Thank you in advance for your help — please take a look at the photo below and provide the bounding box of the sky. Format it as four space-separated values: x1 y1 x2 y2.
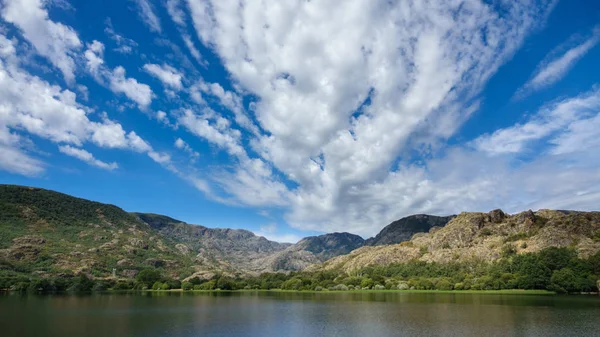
1 0 600 243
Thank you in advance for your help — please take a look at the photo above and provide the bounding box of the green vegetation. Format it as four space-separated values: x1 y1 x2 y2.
2 247 599 295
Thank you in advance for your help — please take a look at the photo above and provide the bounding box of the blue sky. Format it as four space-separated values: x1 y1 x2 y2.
1 0 599 242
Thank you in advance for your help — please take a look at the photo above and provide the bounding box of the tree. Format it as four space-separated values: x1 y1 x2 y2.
282 278 303 290
136 269 162 286
182 281 193 291
360 278 374 289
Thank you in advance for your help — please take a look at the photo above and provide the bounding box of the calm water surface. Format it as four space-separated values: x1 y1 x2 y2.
1 291 600 336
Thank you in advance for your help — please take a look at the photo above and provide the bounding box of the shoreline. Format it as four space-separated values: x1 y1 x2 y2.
2 288 562 295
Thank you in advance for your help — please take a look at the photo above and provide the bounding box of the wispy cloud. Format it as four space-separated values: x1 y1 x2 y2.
59 145 118 170
131 0 162 33
516 26 600 98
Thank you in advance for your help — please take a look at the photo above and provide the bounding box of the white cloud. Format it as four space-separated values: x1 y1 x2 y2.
1 0 81 82
104 18 138 54
179 0 558 235
109 66 154 108
166 0 185 26
0 33 166 177
0 126 44 176
182 34 206 66
517 26 600 97
254 223 301 243
164 0 207 67
177 108 245 157
143 63 183 90
131 0 162 33
174 137 199 159
59 145 118 170
191 79 259 134
84 41 154 108
473 89 600 155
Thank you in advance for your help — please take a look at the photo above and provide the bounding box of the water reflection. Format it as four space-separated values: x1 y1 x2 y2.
1 292 599 336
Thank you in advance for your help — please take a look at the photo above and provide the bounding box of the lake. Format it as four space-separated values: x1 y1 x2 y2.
1 291 600 336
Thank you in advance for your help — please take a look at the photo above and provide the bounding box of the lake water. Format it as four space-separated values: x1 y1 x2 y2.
2 291 600 336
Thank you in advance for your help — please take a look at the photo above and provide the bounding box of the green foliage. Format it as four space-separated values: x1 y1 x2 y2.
182 281 193 291
136 269 162 286
114 281 133 290
504 232 529 243
282 278 303 290
360 278 374 289
436 278 453 290
480 228 492 236
196 280 216 290
501 244 517 258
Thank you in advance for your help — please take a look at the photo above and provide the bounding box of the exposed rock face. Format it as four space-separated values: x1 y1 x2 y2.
260 232 365 271
294 232 365 260
317 209 600 273
365 214 455 246
134 213 291 274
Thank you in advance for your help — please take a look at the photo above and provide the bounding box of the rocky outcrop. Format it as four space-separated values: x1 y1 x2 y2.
365 214 455 246
317 209 600 273
256 232 365 272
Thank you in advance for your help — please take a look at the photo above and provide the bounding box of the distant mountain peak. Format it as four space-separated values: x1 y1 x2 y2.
365 214 455 246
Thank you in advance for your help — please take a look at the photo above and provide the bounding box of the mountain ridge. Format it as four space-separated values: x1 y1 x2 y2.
0 185 393 278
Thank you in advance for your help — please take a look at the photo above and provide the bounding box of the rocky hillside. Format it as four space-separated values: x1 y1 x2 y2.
259 232 365 271
0 185 365 279
0 185 195 280
318 209 600 273
365 214 455 246
134 213 290 275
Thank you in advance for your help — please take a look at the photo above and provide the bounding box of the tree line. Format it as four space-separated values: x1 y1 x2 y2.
2 247 599 294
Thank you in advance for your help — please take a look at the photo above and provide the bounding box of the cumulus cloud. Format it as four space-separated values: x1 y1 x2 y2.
84 41 153 108
0 33 166 177
1 0 81 83
176 0 562 235
517 26 600 98
143 63 183 90
59 145 118 170
131 0 162 33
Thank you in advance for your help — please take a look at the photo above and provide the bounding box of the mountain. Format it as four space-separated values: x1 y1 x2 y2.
0 185 361 279
133 212 290 275
261 232 365 271
0 185 195 280
316 209 600 273
365 214 455 246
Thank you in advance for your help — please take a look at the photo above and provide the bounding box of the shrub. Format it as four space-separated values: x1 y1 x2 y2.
197 280 216 290
329 284 349 291
501 244 517 258
360 278 374 289
182 281 193 291
282 278 303 290
436 279 453 291
114 281 133 290
136 269 162 285
397 281 409 290
167 280 181 289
